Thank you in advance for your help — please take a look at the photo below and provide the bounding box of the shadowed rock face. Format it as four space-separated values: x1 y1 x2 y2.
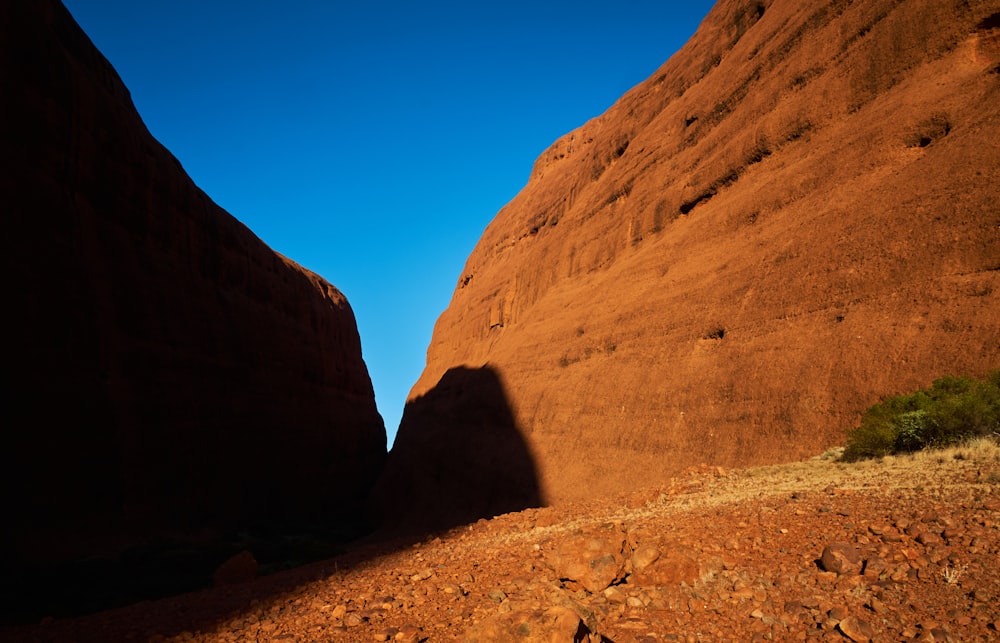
371 366 542 537
0 0 385 591
401 0 1000 505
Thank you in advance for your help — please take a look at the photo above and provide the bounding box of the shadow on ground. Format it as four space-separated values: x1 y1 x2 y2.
0 365 543 641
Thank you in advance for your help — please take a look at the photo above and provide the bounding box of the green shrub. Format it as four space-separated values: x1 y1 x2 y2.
842 370 1000 461
893 409 930 452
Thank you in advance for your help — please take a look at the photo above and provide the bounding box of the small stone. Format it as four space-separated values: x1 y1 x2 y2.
838 615 875 642
867 597 887 614
331 604 348 620
604 587 627 604
862 556 888 579
829 606 849 620
395 626 421 642
632 546 661 570
411 569 434 582
916 532 942 546
817 571 838 584
881 528 904 543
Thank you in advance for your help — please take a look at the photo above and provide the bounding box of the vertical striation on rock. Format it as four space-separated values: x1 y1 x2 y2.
388 0 1000 509
0 0 385 616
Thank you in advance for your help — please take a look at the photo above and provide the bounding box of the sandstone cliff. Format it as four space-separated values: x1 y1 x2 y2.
1 0 385 612
389 0 1000 513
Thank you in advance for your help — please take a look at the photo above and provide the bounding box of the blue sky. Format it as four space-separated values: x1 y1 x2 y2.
61 1 716 446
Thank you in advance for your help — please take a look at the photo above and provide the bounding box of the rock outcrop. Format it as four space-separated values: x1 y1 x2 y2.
1 0 385 616
392 0 1000 508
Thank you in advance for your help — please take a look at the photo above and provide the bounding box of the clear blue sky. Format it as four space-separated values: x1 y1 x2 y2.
61 0 716 446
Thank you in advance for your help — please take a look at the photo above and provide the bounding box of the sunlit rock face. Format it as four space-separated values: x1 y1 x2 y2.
398 0 1000 506
2 0 385 576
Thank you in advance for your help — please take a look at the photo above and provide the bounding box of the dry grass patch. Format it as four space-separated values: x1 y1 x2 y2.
471 437 1000 552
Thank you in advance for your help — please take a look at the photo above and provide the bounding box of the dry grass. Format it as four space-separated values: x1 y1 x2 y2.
481 437 1000 549
941 562 968 585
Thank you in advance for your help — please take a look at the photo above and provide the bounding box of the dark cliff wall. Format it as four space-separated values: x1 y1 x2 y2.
0 0 385 580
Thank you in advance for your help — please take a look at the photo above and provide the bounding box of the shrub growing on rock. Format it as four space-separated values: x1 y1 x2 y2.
842 370 1000 461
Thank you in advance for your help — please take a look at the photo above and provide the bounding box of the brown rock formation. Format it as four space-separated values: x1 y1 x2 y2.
1 0 384 615
395 0 1000 507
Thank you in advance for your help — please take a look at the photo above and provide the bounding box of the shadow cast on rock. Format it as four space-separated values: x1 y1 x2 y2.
369 365 544 538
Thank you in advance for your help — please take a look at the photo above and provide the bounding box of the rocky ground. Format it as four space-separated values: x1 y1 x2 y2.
4 441 999 642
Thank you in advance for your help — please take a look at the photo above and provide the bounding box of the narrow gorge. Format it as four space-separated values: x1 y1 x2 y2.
3 0 1000 631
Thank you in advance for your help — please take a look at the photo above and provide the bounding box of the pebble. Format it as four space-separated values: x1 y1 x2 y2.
410 569 434 582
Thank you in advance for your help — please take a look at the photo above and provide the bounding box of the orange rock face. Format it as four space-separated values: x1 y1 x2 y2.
396 0 1000 508
1 0 384 593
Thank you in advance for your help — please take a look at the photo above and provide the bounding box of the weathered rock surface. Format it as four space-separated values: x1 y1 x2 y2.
1 0 384 618
396 0 1000 507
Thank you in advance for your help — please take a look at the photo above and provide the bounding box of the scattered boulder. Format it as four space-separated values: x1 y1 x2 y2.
820 543 862 575
543 524 628 593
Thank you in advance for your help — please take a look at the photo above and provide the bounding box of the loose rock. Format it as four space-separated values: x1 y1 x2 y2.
820 543 862 575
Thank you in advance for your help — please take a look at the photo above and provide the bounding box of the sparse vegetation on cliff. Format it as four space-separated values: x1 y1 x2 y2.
842 371 1000 461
